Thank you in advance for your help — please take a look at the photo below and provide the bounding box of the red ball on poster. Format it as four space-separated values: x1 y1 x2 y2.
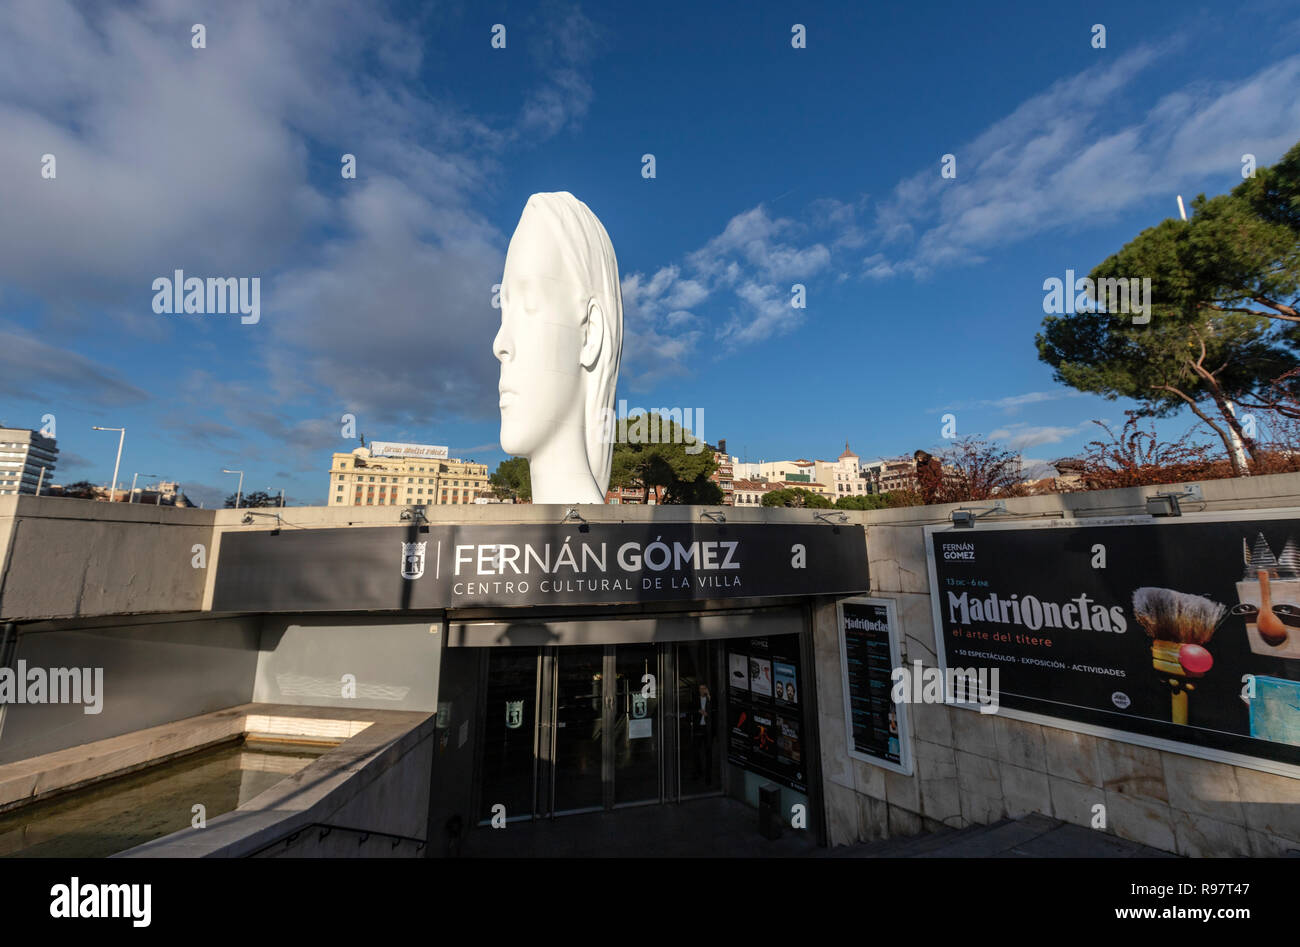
1179 644 1213 675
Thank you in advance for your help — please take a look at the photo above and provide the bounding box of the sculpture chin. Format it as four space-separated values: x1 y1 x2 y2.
498 417 531 458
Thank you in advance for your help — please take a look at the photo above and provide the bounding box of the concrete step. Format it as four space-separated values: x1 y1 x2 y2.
833 820 1005 858
829 812 1177 858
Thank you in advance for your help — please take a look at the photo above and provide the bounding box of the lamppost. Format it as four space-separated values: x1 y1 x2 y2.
129 472 156 504
92 426 125 501
222 468 244 509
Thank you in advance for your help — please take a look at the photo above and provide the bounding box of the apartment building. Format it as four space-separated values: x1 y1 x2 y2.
328 444 489 507
814 442 872 499
0 428 58 495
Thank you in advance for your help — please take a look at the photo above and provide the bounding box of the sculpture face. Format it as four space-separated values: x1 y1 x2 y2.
495 208 585 458
493 192 622 504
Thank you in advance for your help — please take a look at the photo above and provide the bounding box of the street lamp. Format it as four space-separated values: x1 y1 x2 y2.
129 472 156 504
91 426 125 501
222 468 244 509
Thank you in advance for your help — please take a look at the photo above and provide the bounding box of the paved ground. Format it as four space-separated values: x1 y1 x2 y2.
461 797 1177 858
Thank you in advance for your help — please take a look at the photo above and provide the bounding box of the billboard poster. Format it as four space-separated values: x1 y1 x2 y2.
728 652 750 693
774 662 797 704
925 510 1300 771
838 597 912 775
725 634 807 792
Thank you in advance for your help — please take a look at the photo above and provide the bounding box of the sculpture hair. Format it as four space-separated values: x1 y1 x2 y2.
519 192 623 493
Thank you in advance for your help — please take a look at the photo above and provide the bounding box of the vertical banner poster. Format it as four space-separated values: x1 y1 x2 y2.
925 510 1300 771
725 634 807 792
838 597 913 775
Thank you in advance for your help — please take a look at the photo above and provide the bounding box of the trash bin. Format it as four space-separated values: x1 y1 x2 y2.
758 784 783 840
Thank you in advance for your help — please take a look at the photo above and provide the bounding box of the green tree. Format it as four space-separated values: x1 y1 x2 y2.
226 490 278 508
609 412 718 504
1037 141 1300 475
490 456 531 502
761 487 832 508
834 493 890 511
57 480 98 499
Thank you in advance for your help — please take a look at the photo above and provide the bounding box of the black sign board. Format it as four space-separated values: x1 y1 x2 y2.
725 634 807 792
926 511 1300 770
839 598 911 774
213 522 867 612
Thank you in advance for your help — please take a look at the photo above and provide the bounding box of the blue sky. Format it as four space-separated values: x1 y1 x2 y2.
2 0 1298 505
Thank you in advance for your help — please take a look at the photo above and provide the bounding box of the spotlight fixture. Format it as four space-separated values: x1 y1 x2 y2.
1146 485 1201 518
813 511 848 525
950 500 1007 529
700 509 726 523
241 510 282 534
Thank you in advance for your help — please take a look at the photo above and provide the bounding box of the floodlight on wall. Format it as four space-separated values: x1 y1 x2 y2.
400 505 427 523
700 509 726 523
1146 484 1202 518
241 510 281 534
562 506 590 531
813 511 848 525
950 500 1007 528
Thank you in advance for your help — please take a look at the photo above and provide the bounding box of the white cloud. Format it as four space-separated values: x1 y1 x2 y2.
986 422 1090 451
867 44 1300 277
934 390 1088 414
0 0 604 434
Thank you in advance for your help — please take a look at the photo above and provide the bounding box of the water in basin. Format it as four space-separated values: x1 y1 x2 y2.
0 738 329 857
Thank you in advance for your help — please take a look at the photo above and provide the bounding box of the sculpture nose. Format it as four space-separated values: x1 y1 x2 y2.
492 323 511 362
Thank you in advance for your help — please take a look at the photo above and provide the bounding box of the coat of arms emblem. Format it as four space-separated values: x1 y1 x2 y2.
505 699 524 729
401 541 426 580
632 694 648 719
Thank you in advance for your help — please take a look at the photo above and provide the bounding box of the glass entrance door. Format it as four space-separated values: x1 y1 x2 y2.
552 646 605 814
612 644 661 806
479 641 719 821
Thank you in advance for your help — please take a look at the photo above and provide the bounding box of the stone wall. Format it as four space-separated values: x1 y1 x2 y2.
813 471 1300 856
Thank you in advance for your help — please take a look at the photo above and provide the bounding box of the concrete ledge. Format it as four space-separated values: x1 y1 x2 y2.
0 702 409 821
117 705 434 857
0 705 247 812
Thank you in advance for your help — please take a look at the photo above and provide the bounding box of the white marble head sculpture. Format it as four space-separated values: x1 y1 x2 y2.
494 192 623 504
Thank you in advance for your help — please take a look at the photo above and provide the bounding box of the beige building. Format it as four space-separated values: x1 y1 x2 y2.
731 459 831 501
732 478 832 507
814 442 872 500
328 447 489 507
863 456 920 494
